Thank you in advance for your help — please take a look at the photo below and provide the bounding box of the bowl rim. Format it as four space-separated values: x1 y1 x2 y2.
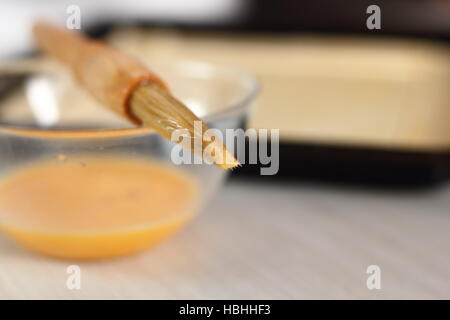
0 59 259 139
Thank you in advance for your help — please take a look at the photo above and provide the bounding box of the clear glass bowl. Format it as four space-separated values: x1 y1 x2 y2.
0 59 258 259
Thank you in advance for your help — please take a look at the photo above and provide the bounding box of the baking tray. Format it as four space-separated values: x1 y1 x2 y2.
104 29 450 185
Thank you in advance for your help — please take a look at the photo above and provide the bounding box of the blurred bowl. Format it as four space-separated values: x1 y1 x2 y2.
0 58 258 259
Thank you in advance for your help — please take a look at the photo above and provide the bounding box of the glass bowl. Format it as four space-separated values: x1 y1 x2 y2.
0 58 258 259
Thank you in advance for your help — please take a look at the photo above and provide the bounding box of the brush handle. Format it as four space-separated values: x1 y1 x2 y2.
33 22 167 124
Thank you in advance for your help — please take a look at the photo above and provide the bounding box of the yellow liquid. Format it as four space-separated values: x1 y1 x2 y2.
0 157 198 259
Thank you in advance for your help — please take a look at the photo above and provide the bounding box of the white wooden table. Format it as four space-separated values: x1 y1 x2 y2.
1 180 449 299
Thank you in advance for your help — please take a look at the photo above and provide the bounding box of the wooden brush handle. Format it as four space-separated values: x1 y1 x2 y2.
33 22 168 124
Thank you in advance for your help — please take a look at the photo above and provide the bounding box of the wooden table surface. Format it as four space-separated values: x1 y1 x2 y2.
1 179 449 299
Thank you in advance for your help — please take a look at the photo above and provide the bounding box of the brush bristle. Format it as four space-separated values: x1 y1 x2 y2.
130 83 239 169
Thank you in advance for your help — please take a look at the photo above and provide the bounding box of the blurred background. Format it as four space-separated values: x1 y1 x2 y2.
2 0 449 185
0 0 450 299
